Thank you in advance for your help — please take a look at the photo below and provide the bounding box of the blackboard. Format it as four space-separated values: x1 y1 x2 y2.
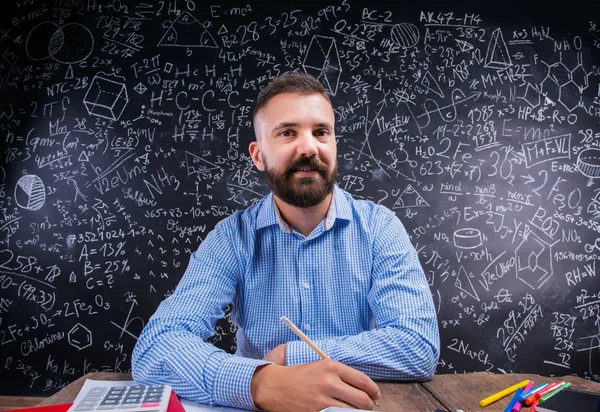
1 0 600 396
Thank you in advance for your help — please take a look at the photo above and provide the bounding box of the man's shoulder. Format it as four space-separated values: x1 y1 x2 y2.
338 186 396 222
215 195 267 232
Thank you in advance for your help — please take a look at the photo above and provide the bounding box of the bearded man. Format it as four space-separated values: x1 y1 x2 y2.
132 73 440 412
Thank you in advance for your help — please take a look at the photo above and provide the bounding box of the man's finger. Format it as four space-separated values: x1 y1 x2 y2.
328 380 375 410
337 364 381 400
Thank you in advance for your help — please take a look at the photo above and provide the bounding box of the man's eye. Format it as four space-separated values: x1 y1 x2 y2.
280 130 294 137
315 129 329 137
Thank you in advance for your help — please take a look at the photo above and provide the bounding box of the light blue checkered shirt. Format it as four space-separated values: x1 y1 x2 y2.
132 185 440 410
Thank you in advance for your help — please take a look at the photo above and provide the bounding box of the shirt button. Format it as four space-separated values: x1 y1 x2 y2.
303 282 310 289
304 324 310 330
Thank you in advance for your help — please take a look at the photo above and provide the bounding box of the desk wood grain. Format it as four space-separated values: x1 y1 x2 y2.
36 373 443 411
37 373 132 407
423 371 600 412
35 371 600 411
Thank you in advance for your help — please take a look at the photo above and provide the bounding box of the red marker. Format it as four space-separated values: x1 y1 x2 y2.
535 381 565 400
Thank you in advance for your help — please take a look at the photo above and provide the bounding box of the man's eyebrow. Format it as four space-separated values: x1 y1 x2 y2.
272 122 299 131
271 122 334 133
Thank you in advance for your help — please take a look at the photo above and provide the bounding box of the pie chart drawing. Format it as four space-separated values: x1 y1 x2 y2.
15 175 46 211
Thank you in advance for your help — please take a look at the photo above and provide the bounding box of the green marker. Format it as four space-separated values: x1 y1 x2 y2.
539 382 571 403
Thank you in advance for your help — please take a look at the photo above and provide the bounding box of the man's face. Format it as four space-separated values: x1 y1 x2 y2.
250 92 338 208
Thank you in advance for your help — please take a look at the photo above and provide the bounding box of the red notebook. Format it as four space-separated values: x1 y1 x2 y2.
5 391 185 412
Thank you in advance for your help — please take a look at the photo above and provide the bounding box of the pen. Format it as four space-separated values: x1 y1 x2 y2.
480 380 530 407
280 316 380 408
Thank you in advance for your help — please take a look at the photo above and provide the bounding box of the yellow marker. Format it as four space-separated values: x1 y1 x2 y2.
480 380 530 407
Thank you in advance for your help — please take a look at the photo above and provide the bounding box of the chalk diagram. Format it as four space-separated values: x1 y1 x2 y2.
15 174 45 211
390 23 420 48
110 299 145 340
185 151 223 179
83 73 129 121
577 148 600 185
417 89 481 128
455 39 474 53
421 71 444 98
26 22 93 64
158 11 218 48
453 228 483 249
519 83 542 108
515 231 556 290
485 28 512 70
134 83 147 94
68 323 92 350
392 184 429 209
541 52 589 112
455 265 480 302
303 35 342 96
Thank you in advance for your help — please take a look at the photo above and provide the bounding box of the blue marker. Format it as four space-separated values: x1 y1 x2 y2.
504 388 523 412
518 383 548 402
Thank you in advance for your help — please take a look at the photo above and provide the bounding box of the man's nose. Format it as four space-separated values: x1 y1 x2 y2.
296 131 318 157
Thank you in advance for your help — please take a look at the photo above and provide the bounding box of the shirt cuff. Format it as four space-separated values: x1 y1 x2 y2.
285 340 323 366
208 354 272 410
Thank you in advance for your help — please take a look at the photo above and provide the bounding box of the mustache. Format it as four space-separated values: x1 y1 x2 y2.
284 156 328 177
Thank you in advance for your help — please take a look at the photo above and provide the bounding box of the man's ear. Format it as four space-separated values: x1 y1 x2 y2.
249 140 265 171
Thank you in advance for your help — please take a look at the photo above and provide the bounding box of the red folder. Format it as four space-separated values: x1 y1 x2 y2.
4 391 184 412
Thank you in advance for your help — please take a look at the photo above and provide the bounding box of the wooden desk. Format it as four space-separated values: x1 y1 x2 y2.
36 372 600 411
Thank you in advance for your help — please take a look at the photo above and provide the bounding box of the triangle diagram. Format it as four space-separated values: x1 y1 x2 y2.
455 265 480 301
421 71 444 98
392 184 429 209
303 36 342 96
485 28 512 70
78 151 89 162
65 64 74 79
455 39 474 52
158 11 218 48
185 151 222 177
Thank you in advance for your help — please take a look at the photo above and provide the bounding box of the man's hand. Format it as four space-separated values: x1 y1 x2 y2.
250 359 381 412
262 343 286 365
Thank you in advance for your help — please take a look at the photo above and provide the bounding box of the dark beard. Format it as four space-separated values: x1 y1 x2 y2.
264 155 338 208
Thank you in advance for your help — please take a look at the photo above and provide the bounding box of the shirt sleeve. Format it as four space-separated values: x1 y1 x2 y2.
131 221 271 410
285 210 440 381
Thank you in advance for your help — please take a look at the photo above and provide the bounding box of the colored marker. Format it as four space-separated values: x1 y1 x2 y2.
524 383 558 406
523 392 538 406
527 399 538 411
518 383 548 402
504 388 523 412
535 381 565 399
512 380 535 412
539 382 571 403
480 380 530 407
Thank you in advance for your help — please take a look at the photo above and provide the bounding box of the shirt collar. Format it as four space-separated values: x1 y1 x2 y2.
256 185 353 233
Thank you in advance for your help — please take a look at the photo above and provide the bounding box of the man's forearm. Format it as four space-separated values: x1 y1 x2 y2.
132 326 270 409
285 325 439 380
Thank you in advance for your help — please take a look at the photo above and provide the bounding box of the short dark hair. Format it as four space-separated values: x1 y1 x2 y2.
253 72 331 122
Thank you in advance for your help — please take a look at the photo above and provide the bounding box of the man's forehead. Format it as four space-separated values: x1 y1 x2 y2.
258 94 334 120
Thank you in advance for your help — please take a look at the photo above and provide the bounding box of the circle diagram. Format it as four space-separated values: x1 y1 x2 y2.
577 148 600 179
26 21 94 64
15 175 46 211
391 23 420 48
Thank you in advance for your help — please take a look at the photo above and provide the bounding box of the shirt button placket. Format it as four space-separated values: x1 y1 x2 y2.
298 241 311 336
